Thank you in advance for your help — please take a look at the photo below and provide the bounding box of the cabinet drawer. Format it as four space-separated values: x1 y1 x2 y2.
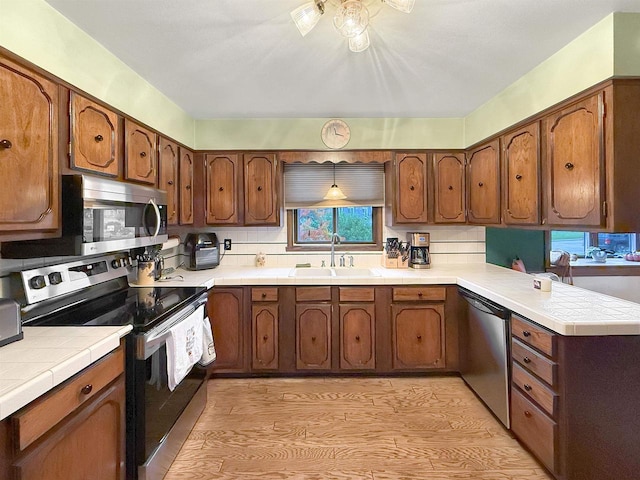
512 363 558 417
392 286 446 302
13 344 124 451
512 314 555 357
511 338 557 387
511 387 557 473
252 287 278 302
296 287 331 302
339 287 375 302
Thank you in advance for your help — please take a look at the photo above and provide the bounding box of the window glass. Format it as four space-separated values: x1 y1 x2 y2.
595 233 634 254
550 231 588 256
550 231 637 258
296 207 374 244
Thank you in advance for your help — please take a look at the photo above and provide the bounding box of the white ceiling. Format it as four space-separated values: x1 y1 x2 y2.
45 0 640 119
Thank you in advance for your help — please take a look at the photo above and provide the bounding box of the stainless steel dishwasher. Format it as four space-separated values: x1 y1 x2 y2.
458 287 511 428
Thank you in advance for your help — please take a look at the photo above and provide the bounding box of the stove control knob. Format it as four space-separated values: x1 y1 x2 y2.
48 272 63 285
111 259 122 269
29 275 46 290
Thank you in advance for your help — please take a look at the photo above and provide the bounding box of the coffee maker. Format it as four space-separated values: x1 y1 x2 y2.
408 232 431 269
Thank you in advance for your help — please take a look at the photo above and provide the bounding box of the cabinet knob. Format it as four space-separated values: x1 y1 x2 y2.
417 335 422 341
94 134 103 142
263 335 268 341
523 356 531 364
448 185 453 190
355 335 360 341
257 186 263 191
0 139 12 150
523 330 531 337
81 384 93 395
524 384 532 392
478 182 484 187
311 336 316 342
261 293 267 298
140 151 147 158
167 180 174 185
515 174 522 180
565 162 574 170
410 185 415 191
524 410 532 418
417 292 423 297
218 186 224 192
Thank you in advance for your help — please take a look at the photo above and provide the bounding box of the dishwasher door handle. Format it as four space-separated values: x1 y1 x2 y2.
461 294 508 318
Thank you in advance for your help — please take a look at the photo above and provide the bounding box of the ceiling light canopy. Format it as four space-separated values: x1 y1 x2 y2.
291 0 414 52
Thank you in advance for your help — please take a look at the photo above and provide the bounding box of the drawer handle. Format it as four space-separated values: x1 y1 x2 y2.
263 335 269 341
410 185 415 191
94 134 103 142
417 335 422 341
257 186 263 191
515 174 522 180
186 185 191 190
524 410 532 418
311 336 316 342
417 292 423 297
478 182 484 187
261 293 267 298
81 384 93 395
524 384 532 392
219 186 224 191
355 335 360 342
523 356 531 364
523 330 531 337
565 162 574 170
0 139 13 150
167 180 174 185
448 185 453 190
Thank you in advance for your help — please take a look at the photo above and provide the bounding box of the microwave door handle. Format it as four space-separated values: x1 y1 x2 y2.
148 199 161 237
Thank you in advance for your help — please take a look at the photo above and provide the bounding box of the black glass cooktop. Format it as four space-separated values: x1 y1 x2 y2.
24 281 206 333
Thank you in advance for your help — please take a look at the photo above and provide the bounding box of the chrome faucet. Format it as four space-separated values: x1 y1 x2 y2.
330 232 341 267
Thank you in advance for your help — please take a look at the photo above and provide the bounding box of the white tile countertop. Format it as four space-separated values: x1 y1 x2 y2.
138 263 640 337
0 325 132 421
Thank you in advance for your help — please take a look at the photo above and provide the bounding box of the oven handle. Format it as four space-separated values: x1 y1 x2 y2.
137 293 208 360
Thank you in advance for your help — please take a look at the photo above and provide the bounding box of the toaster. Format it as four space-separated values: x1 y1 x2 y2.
184 233 220 270
0 298 22 347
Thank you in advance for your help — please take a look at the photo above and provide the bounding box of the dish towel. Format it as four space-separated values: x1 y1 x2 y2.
199 316 217 366
166 305 204 391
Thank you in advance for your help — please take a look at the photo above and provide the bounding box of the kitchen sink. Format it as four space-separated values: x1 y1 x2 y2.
289 267 379 277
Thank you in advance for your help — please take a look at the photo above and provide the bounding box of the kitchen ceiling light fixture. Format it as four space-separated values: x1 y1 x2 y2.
323 163 347 200
291 0 414 52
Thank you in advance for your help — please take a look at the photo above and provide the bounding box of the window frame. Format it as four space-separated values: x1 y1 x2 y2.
286 207 383 252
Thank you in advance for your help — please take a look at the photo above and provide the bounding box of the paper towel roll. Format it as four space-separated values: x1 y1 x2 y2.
161 237 181 251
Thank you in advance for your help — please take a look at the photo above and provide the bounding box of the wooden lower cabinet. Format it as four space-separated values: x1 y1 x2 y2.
252 287 279 371
206 288 247 373
1 345 126 480
296 304 332 370
339 304 375 370
391 303 445 369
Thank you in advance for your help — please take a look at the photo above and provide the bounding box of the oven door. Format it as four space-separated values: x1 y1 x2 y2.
131 297 208 479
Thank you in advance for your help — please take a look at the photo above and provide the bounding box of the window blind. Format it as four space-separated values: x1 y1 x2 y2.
284 163 384 209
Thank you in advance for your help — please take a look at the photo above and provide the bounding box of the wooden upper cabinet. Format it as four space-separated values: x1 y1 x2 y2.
69 92 119 177
244 153 279 225
433 153 465 223
543 93 604 227
393 153 428 223
125 118 157 185
502 122 541 225
0 56 59 235
205 153 240 225
467 140 501 224
158 137 179 225
179 147 194 225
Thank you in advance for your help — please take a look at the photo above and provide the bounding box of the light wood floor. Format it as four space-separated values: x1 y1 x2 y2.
164 376 552 480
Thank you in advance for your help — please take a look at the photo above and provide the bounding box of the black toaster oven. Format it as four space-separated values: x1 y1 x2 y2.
184 233 220 270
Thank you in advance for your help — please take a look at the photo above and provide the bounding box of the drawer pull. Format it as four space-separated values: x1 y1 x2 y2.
263 335 268 341
186 185 191 190
261 293 267 298
0 139 13 150
515 174 522 180
417 335 422 341
524 410 532 418
524 384 532 391
94 134 103 142
167 180 174 185
523 330 531 337
311 336 316 342
80 384 93 395
355 335 360 341
257 186 263 191
478 182 484 187
565 162 574 170
410 185 415 191
417 292 423 297
448 185 453 190
523 356 531 363
219 186 224 191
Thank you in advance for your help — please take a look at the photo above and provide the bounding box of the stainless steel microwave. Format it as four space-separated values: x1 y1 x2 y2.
1 175 168 258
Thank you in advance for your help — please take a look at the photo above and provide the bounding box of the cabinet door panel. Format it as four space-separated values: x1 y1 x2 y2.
433 153 465 223
206 154 240 224
503 123 540 225
395 153 428 223
252 304 279 370
125 119 157 185
296 304 331 370
207 288 245 371
467 140 500 224
340 304 375 370
545 94 604 227
0 57 59 232
158 137 179 225
391 304 445 369
179 147 194 225
70 92 119 177
244 153 278 225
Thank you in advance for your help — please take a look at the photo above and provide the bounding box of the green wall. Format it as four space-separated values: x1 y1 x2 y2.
485 228 546 273
3 3 640 151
